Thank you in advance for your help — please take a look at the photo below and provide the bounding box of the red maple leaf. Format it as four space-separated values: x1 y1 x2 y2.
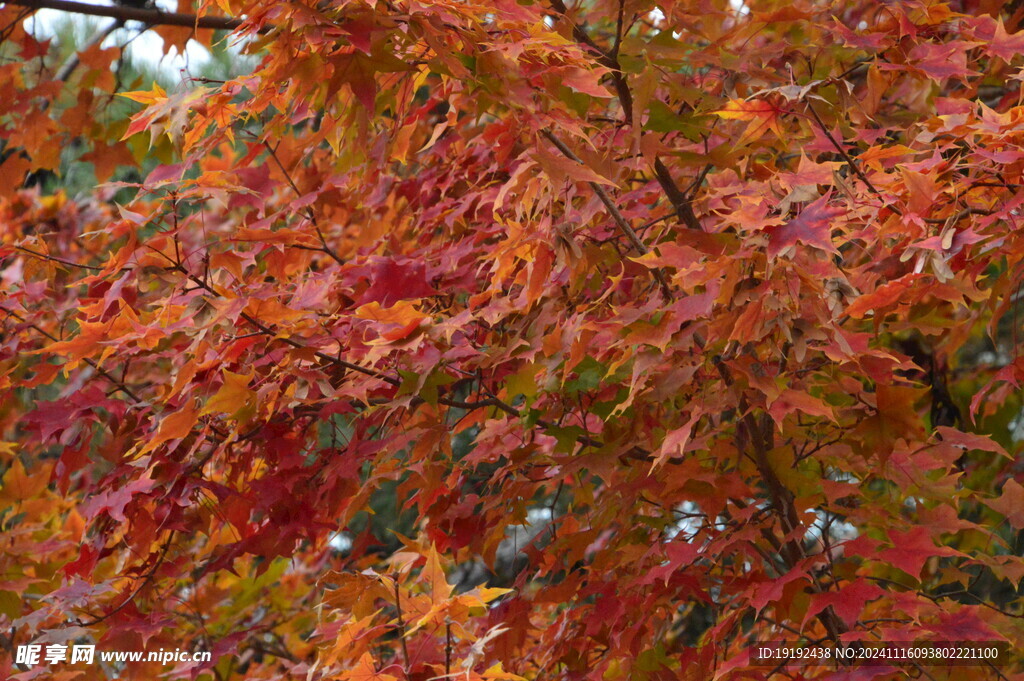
362 257 437 306
804 579 884 629
766 195 843 257
878 527 963 579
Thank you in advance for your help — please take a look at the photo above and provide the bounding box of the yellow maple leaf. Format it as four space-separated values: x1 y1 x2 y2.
356 301 429 344
141 404 199 455
117 83 167 105
342 652 398 681
0 459 52 504
354 300 428 325
424 543 452 605
202 370 256 419
716 97 787 146
483 662 526 681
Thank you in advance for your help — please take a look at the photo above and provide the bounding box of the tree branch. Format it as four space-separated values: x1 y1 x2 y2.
653 157 703 230
74 533 175 627
540 128 672 297
7 0 248 32
546 1 702 231
54 17 121 83
5 309 143 402
805 101 889 209
549 0 633 120
261 140 345 266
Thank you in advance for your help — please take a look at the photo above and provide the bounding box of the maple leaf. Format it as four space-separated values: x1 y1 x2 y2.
356 300 430 344
37 319 113 362
900 168 940 216
559 67 611 98
716 97 787 147
768 389 835 425
928 608 1004 642
362 258 436 306
342 652 399 681
118 83 167 106
748 569 808 613
81 142 136 182
0 458 52 504
202 369 256 420
355 300 428 326
878 527 964 579
652 411 701 470
907 41 979 82
983 18 1024 62
804 579 884 629
24 399 83 442
852 383 927 459
79 471 157 523
845 274 926 319
985 479 1024 530
7 0 1024 676
765 195 843 257
140 404 199 455
533 142 618 186
482 662 526 680
424 542 452 606
933 427 1009 459
328 47 411 113
0 154 31 195
340 16 377 54
984 556 1024 588
643 540 701 585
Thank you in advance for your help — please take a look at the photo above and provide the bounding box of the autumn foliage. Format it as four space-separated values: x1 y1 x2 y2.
3 0 1024 679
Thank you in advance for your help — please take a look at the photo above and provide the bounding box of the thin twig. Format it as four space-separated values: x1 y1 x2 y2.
922 206 993 225
653 157 704 230
262 141 345 266
805 102 890 208
54 18 123 83
5 310 142 402
75 533 174 626
611 0 626 59
16 245 110 272
393 574 410 673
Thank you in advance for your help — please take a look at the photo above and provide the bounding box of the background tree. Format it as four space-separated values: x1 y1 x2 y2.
1 0 1023 680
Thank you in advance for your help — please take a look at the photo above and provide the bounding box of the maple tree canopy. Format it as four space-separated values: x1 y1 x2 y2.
2 0 1024 679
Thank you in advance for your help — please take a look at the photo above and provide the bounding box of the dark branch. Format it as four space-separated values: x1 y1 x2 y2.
7 0 248 31
541 128 673 297
549 0 633 120
653 157 703 230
